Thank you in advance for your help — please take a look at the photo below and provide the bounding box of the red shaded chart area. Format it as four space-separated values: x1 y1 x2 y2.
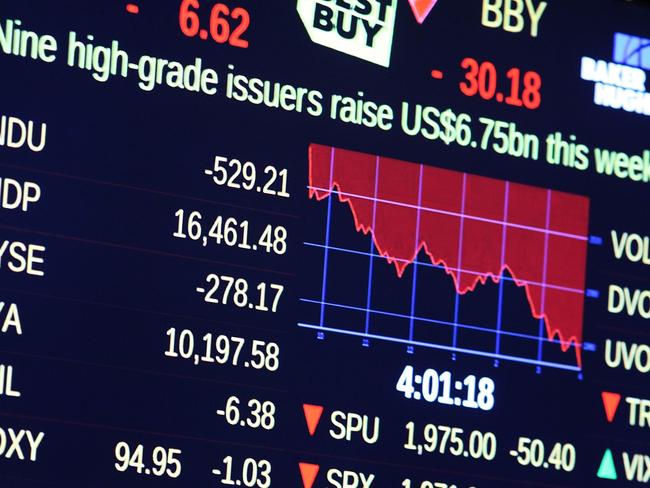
309 144 590 367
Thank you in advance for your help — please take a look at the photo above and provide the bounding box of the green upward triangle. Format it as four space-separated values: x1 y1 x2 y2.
597 449 618 480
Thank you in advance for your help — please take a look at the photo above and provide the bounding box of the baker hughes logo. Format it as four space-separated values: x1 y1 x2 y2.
580 33 650 117
297 1 438 67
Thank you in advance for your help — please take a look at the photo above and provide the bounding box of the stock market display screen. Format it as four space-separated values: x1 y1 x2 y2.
0 1 649 486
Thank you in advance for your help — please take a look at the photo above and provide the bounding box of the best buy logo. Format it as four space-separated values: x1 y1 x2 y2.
297 0 398 67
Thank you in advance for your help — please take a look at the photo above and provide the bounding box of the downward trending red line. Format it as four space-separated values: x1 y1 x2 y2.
308 144 589 367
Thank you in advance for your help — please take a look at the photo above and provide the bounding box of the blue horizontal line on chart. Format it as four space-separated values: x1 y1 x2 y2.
304 242 585 296
297 322 582 372
301 298 583 348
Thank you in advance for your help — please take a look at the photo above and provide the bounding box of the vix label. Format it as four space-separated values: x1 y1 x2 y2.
297 0 397 67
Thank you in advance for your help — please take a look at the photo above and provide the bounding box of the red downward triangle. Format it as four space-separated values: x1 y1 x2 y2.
299 463 320 488
408 0 439 24
303 404 324 436
602 392 622 423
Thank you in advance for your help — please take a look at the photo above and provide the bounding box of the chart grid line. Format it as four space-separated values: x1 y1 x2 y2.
301 298 583 348
408 164 425 344
452 173 468 351
364 156 381 337
308 185 588 241
298 323 582 372
495 181 510 360
307 144 588 371
536 190 552 367
303 242 585 295
318 148 336 328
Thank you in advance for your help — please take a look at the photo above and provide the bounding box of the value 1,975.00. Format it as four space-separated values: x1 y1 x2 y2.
197 274 284 312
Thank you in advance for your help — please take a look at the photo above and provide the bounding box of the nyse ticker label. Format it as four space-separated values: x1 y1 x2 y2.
0 241 46 277
297 0 397 67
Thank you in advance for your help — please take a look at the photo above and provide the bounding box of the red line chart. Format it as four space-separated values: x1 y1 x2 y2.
304 144 590 369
